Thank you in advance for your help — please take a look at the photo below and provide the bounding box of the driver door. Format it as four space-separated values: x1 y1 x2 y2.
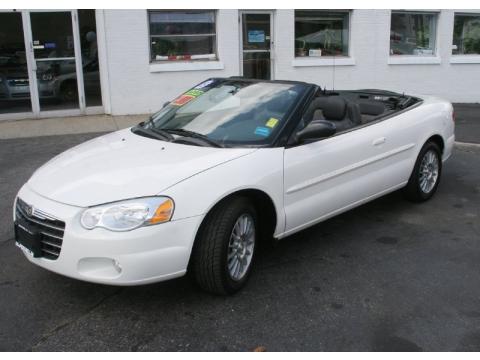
283 121 401 236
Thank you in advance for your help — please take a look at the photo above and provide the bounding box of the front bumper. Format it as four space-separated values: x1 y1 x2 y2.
443 134 455 162
15 184 203 286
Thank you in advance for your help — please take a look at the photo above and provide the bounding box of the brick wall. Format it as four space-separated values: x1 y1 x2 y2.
100 9 480 115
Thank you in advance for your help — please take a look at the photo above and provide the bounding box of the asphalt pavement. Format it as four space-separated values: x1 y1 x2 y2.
0 110 479 351
454 103 480 144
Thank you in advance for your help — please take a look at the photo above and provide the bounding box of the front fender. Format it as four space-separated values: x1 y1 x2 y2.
162 148 286 237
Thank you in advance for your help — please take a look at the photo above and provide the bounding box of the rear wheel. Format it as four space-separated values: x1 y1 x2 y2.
404 141 442 202
191 197 257 295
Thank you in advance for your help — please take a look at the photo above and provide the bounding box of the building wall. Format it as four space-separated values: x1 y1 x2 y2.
100 9 240 115
100 9 480 115
274 10 480 102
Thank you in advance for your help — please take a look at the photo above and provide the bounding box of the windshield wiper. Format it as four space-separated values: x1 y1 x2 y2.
149 127 175 141
164 129 224 148
131 126 173 142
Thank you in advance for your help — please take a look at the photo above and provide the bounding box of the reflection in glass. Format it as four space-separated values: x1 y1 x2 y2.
390 12 437 56
0 12 32 114
453 14 480 55
243 52 270 80
36 59 78 109
148 80 305 146
30 12 75 59
31 11 78 111
242 13 271 80
294 11 349 57
242 14 271 51
149 10 217 61
79 9 102 107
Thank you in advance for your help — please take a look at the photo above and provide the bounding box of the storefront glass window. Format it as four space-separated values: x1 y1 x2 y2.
452 13 480 55
149 10 217 62
78 9 102 107
0 12 32 114
390 12 437 56
294 10 350 57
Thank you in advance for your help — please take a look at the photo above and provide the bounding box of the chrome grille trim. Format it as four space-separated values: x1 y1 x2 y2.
32 208 58 221
16 212 65 232
15 197 65 260
41 248 59 257
16 198 64 232
39 231 63 240
41 239 62 248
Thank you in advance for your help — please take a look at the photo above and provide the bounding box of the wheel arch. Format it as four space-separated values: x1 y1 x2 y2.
409 133 445 177
194 188 278 246
426 134 445 156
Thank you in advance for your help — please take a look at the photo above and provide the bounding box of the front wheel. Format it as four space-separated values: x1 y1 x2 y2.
191 197 257 295
60 81 78 103
404 141 442 202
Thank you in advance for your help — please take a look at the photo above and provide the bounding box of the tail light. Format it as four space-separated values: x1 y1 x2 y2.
452 110 456 122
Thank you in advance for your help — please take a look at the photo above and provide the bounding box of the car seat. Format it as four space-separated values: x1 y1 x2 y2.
358 101 386 123
320 96 362 132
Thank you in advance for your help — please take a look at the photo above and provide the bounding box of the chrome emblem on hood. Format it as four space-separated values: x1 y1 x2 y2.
25 204 34 217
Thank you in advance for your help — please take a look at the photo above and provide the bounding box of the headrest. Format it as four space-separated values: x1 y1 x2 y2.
347 101 362 125
310 97 330 110
358 101 385 116
303 97 330 122
323 96 347 121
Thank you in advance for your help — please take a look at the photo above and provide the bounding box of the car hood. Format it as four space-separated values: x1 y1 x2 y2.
27 128 256 207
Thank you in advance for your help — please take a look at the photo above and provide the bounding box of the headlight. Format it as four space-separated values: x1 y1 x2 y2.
80 197 174 231
41 73 54 81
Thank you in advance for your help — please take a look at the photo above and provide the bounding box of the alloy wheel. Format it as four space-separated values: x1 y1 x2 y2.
227 213 255 281
419 149 439 194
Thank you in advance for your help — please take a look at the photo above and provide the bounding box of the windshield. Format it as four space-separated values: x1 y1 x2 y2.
142 79 307 147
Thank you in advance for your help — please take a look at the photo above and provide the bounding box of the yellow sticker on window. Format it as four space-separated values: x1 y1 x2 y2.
266 118 279 128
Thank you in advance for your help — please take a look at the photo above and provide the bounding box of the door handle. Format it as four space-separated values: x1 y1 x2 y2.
372 137 386 146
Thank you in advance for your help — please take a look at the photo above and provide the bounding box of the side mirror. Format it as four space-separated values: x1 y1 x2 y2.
163 101 170 108
296 121 336 142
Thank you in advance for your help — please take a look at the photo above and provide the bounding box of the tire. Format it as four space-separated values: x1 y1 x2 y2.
404 141 442 202
191 197 257 295
60 81 78 103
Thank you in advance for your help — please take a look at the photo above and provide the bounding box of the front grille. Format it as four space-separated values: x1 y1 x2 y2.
15 198 65 260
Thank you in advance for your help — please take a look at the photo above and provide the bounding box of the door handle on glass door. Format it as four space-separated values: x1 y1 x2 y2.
372 137 386 146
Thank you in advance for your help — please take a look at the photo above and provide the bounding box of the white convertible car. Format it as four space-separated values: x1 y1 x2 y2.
14 78 455 294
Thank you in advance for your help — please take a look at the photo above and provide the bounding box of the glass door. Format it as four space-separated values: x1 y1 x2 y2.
78 9 102 108
0 12 32 115
29 11 80 112
240 12 273 80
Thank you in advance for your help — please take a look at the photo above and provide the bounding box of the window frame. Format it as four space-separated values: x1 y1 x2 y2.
293 9 352 60
389 10 439 57
147 9 219 64
451 11 480 57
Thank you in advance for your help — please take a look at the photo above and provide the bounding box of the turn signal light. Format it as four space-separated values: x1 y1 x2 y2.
150 199 174 224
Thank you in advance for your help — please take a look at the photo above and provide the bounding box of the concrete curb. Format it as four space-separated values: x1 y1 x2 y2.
0 114 146 140
454 141 480 148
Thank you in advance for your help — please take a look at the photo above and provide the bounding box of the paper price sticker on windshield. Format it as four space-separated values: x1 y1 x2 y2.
185 89 204 97
254 126 271 137
266 117 279 128
172 94 195 106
